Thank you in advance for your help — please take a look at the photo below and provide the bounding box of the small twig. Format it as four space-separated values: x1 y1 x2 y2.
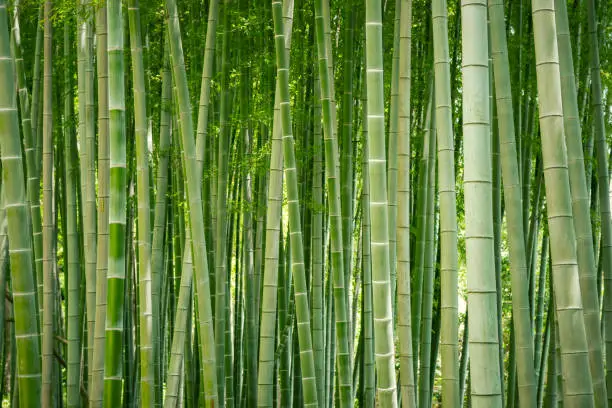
53 349 66 368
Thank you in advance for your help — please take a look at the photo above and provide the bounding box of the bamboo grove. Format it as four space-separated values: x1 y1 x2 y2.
0 0 610 406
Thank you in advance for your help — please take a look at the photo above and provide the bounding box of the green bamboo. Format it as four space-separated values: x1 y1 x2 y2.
77 0 97 379
555 0 607 405
396 2 416 405
361 111 375 408
412 81 433 382
462 1 503 406
585 0 612 403
365 0 398 404
63 19 82 408
12 3 43 334
314 0 352 403
103 0 128 403
312 55 325 406
257 1 294 405
530 0 594 405
387 0 400 310
432 0 460 405
487 1 538 405
418 99 437 408
215 3 231 403
0 1 42 405
165 0 219 404
127 1 155 404
31 5 43 177
195 0 219 181
150 39 172 408
41 0 54 405
340 3 355 321
91 5 110 405
165 230 193 408
271 1 319 405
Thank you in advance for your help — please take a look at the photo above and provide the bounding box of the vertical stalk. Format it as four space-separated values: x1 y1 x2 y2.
531 0 594 405
365 0 398 405
165 0 218 405
41 0 54 405
555 0 607 405
103 0 128 403
127 1 155 404
63 19 82 408
0 77 42 398
91 5 110 405
432 0 460 405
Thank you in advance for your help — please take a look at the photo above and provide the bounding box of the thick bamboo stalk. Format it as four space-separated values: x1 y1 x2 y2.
530 1 594 405
555 0 607 405
487 1 538 405
365 0 398 404
90 5 110 405
0 1 42 405
103 0 128 403
432 0 460 405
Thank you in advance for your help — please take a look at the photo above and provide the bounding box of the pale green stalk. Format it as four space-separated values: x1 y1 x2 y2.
530 1 594 405
312 58 324 406
165 0 218 404
77 0 97 377
127 1 154 404
256 1 294 405
462 1 503 406
585 0 612 403
387 0 400 308
91 5 109 405
362 104 375 407
487 1 537 405
164 230 193 408
396 2 416 405
63 20 82 408
432 0 460 405
41 0 54 404
271 1 319 405
12 3 43 332
365 0 398 404
149 39 172 408
314 0 352 403
555 0 607 405
0 1 42 405
215 3 231 403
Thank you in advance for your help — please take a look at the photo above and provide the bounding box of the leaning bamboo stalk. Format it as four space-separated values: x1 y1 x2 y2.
530 0 594 405
271 0 319 405
165 0 218 405
555 0 607 405
488 0 537 405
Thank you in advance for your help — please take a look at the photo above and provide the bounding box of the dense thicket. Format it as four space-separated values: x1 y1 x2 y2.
0 0 610 407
